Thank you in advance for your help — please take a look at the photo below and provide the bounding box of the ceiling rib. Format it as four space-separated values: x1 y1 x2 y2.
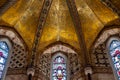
100 0 120 16
0 0 17 15
66 0 90 66
30 0 53 67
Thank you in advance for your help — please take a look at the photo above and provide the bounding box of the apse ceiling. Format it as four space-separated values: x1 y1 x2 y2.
0 0 119 53
39 0 79 50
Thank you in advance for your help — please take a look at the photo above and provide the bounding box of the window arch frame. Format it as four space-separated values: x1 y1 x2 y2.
50 52 69 80
39 44 80 80
0 37 12 80
106 37 120 80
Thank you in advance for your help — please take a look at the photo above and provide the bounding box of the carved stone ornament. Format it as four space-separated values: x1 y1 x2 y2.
27 68 35 76
84 67 93 75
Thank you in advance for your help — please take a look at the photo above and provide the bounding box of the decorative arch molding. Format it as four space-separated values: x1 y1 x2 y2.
94 27 120 49
91 27 120 73
0 26 28 74
37 44 81 80
0 26 25 47
43 44 76 54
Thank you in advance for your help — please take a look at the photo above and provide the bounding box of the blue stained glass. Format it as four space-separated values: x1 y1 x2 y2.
110 40 120 51
0 57 5 64
110 40 120 79
0 42 9 52
52 56 67 80
0 65 4 71
0 41 9 79
0 72 2 78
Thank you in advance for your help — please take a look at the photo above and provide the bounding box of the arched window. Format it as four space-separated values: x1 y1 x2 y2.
51 53 67 80
108 39 120 80
0 41 9 79
0 39 12 80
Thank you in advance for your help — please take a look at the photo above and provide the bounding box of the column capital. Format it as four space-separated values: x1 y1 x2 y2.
84 66 93 75
27 67 35 76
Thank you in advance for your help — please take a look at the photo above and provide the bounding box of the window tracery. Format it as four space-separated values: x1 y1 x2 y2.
9 43 27 68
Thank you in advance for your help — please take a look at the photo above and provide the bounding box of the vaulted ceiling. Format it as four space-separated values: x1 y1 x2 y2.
0 0 6 7
0 0 120 65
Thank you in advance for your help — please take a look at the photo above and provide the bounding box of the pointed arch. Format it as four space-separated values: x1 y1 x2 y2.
38 44 81 80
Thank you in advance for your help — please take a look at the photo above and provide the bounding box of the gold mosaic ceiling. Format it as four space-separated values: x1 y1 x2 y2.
0 0 6 7
0 0 119 52
110 0 120 10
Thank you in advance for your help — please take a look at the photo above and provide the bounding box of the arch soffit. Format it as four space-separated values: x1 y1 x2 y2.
43 44 77 55
93 27 120 49
0 26 27 48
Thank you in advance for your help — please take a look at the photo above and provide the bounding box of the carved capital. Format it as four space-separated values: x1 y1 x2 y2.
84 67 93 75
27 68 35 76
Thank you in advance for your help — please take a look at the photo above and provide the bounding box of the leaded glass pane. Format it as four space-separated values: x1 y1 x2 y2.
0 41 9 79
110 40 120 80
0 42 9 52
52 56 67 80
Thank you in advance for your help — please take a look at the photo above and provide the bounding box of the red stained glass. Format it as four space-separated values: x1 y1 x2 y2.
0 52 3 57
110 40 120 79
52 55 67 80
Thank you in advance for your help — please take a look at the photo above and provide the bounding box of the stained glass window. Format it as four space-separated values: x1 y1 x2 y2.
52 54 67 80
0 41 9 79
109 40 120 80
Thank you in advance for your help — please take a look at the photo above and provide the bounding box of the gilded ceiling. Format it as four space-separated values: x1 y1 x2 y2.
39 0 79 50
109 0 120 10
0 0 6 7
0 0 119 54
